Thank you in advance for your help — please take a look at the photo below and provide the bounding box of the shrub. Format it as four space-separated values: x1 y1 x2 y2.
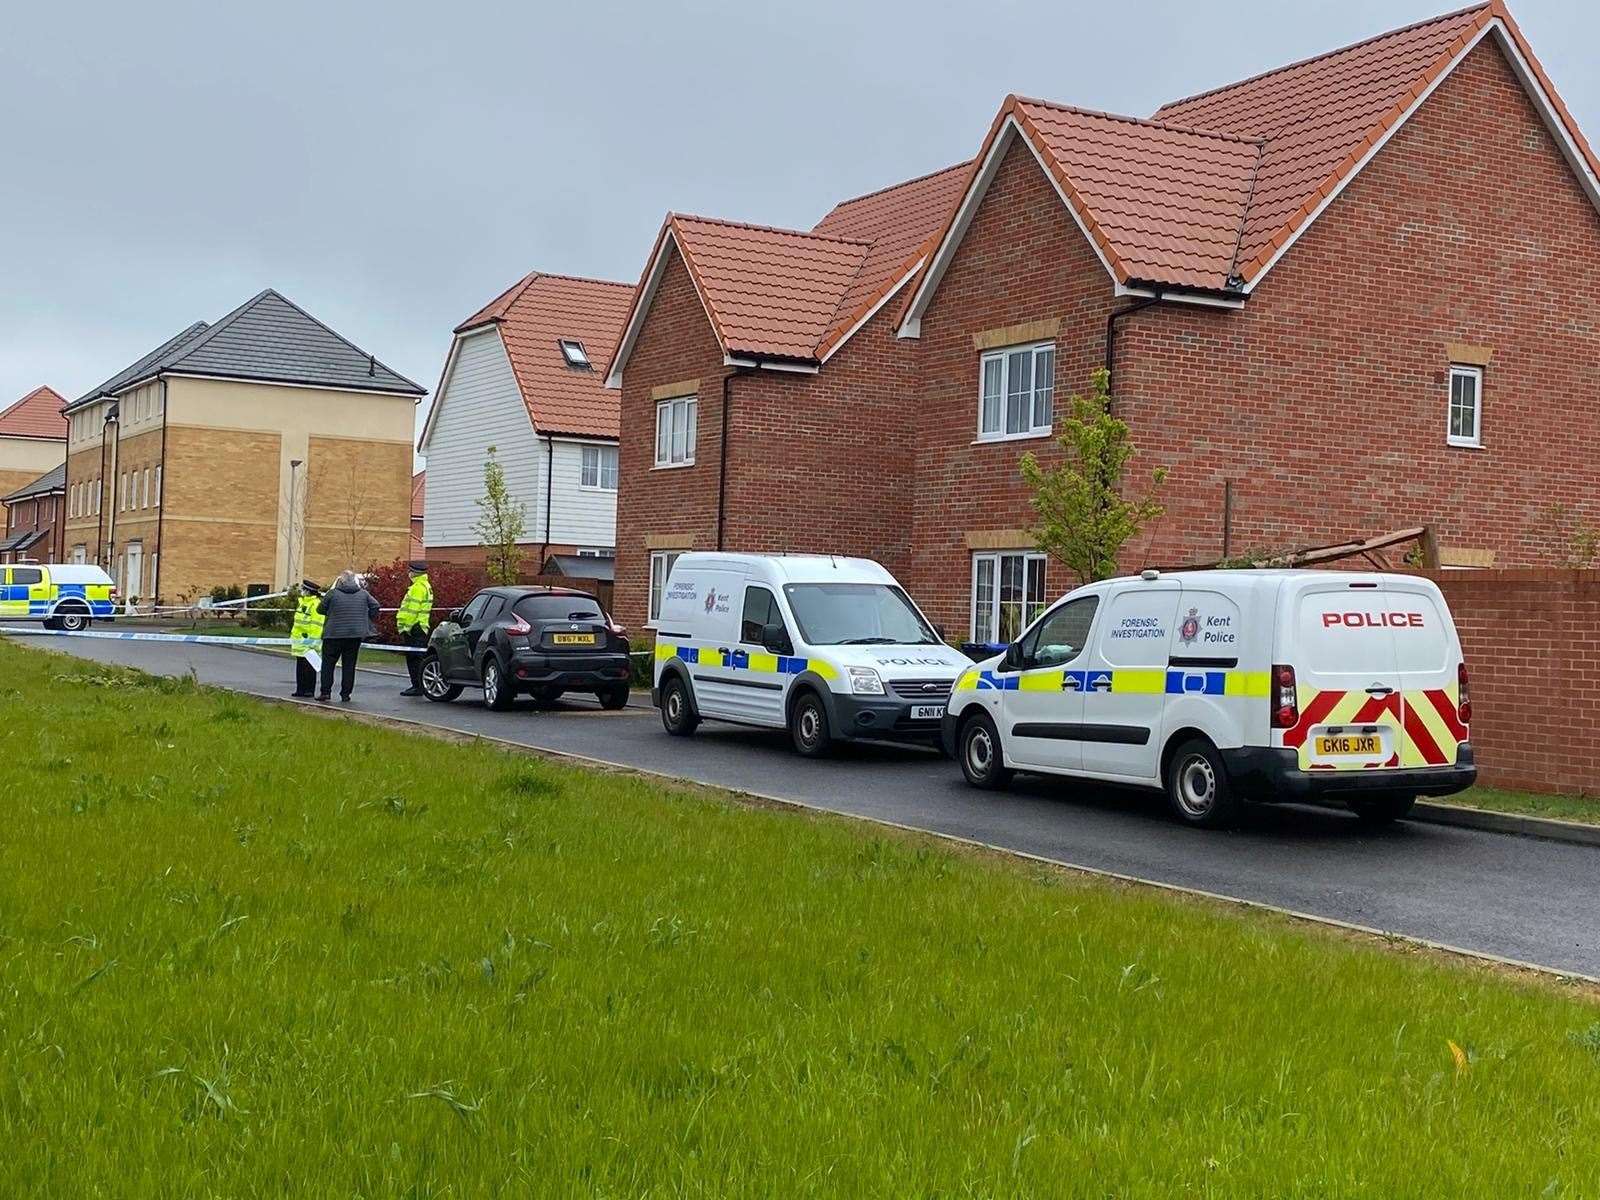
362 558 483 642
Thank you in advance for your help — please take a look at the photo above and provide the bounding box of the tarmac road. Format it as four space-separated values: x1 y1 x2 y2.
21 632 1600 979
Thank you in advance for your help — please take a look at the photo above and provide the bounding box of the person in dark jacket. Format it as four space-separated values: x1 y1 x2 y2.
316 570 379 702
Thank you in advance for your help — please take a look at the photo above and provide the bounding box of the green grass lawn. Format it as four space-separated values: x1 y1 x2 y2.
1453 783 1600 826
2 641 1597 1197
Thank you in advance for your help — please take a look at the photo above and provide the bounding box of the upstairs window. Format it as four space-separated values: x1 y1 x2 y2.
558 339 591 368
978 342 1055 441
654 395 697 467
580 444 619 490
1447 365 1482 448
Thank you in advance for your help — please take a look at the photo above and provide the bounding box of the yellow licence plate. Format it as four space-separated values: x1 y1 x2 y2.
1316 734 1380 756
552 633 597 646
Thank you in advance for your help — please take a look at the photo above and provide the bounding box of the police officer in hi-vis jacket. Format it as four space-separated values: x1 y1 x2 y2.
396 561 433 696
289 580 325 698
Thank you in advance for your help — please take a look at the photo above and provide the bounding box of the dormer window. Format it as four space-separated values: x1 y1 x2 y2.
558 339 590 368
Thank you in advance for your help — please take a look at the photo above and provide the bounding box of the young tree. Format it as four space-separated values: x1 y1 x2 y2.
1019 367 1168 586
474 446 526 584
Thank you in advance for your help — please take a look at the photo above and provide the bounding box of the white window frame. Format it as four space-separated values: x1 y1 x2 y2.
970 550 1047 643
154 465 162 506
654 396 697 468
580 444 619 491
558 339 590 368
1447 364 1482 448
576 547 614 558
977 341 1055 442
648 550 682 626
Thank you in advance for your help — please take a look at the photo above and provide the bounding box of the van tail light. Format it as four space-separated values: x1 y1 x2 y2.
1457 662 1471 725
1271 663 1299 729
506 613 531 638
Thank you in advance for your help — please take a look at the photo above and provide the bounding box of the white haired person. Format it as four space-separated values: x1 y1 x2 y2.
315 570 379 703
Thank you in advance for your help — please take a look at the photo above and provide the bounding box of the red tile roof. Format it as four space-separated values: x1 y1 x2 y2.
609 162 971 376
0 386 67 440
456 272 634 438
904 2 1600 316
1153 3 1495 282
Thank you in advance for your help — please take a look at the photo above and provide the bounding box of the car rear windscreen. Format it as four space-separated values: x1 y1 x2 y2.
515 594 603 622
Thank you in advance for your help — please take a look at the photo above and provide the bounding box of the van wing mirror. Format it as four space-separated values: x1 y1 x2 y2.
762 623 793 656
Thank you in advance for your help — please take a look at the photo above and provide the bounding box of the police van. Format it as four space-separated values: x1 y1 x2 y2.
0 563 117 631
942 569 1475 828
653 554 970 755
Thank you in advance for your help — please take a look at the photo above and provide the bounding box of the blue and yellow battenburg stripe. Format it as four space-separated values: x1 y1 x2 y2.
954 665 1270 697
655 642 839 681
0 581 115 617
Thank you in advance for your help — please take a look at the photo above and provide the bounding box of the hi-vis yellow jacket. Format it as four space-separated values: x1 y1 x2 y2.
290 594 325 657
397 573 432 633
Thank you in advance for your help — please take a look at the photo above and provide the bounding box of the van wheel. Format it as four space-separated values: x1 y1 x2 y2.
420 653 461 703
57 609 90 633
659 675 699 736
481 655 515 712
1350 794 1416 826
789 690 833 758
1165 738 1240 829
959 712 1011 790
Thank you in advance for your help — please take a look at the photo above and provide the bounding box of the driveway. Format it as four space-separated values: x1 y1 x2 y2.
21 633 1600 979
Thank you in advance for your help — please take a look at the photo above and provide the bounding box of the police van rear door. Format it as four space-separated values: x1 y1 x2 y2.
1385 577 1467 768
1282 576 1405 772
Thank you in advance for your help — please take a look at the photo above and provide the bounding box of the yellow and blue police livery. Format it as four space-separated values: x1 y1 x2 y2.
943 569 1474 830
0 563 117 632
652 553 969 758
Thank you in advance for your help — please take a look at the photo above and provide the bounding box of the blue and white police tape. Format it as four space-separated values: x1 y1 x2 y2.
0 626 424 654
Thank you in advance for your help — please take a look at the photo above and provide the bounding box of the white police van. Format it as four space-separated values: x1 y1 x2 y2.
653 554 970 755
942 569 1475 828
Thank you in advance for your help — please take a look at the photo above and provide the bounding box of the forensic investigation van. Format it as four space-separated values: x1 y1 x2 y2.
0 562 116 630
652 554 969 755
942 569 1475 828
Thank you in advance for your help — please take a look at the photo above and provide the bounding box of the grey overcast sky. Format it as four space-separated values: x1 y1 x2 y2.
1 0 1592 445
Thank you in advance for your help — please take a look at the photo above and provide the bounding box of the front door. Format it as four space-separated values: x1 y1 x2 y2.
441 593 490 678
1077 585 1183 780
124 542 143 604
721 584 792 727
1001 592 1101 772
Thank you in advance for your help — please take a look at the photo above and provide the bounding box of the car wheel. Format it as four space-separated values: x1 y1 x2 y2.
481 655 515 711
420 653 461 703
1349 793 1416 826
958 711 1012 790
58 609 90 633
1165 738 1240 829
789 690 833 758
599 684 629 711
659 674 699 736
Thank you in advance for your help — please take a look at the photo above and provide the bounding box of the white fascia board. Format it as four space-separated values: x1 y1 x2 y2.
721 354 819 375
898 116 1122 339
1113 282 1245 310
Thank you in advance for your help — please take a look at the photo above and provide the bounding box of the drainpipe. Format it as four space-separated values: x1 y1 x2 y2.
153 378 168 603
1103 293 1164 398
715 366 751 551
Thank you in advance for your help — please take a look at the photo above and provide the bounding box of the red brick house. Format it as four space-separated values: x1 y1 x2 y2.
1 464 66 564
612 3 1600 642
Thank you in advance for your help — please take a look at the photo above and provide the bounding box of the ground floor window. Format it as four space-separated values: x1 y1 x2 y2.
971 551 1046 643
648 551 681 624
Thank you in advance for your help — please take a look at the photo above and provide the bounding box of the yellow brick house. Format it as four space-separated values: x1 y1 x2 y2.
61 289 425 603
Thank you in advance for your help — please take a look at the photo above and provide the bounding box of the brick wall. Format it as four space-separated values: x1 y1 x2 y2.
1433 569 1599 796
906 37 1600 634
161 425 280 599
303 434 412 580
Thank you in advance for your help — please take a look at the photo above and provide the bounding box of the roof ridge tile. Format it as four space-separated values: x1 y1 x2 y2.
1014 95 1266 145
672 212 872 248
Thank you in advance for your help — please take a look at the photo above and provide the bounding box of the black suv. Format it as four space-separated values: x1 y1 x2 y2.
420 586 631 711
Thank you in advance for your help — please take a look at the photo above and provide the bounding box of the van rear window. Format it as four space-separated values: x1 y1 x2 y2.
1295 591 1402 675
